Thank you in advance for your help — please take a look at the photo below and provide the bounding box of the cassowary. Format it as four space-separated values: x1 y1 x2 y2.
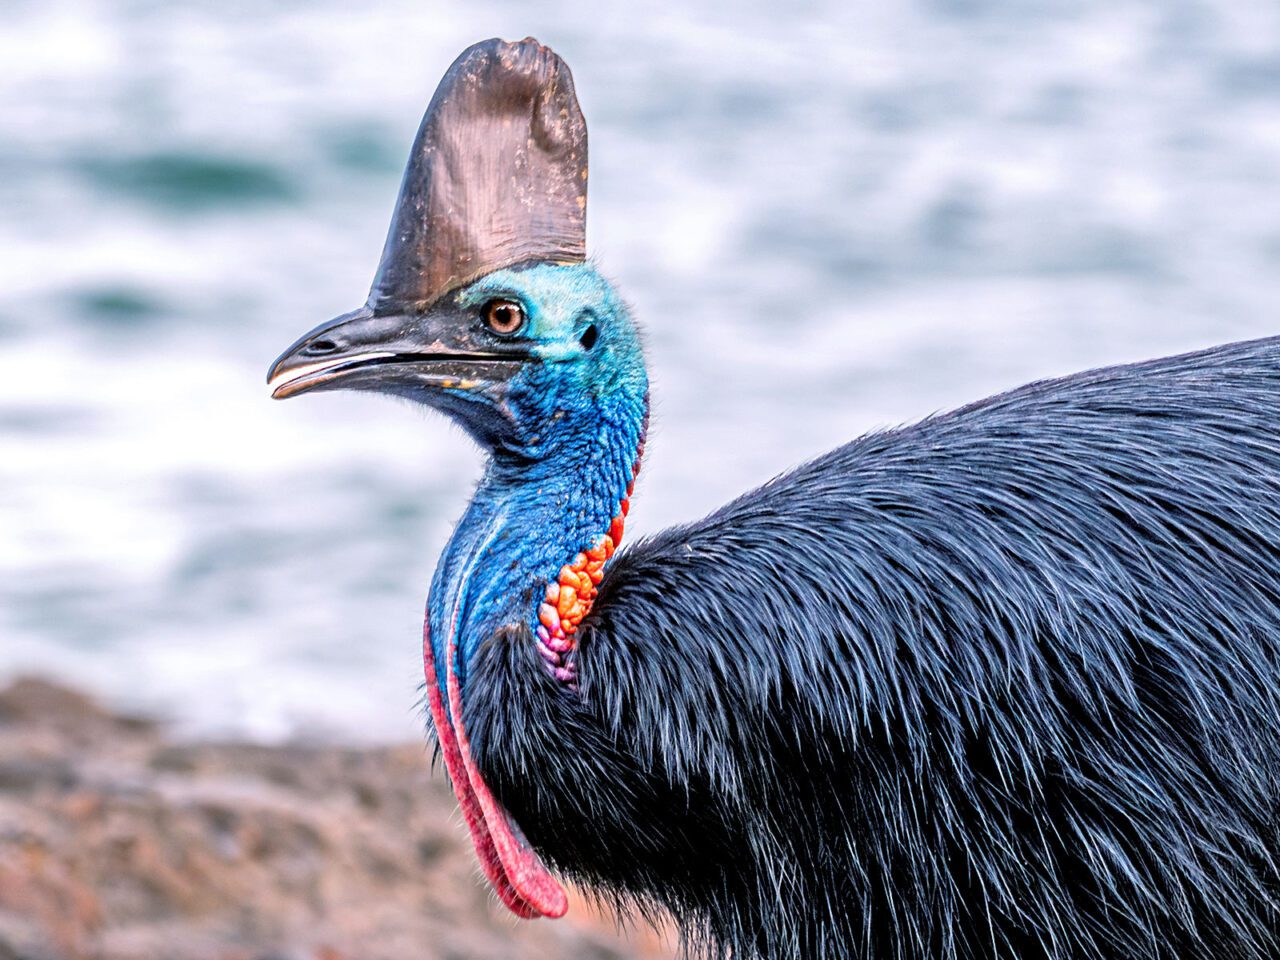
268 38 1280 960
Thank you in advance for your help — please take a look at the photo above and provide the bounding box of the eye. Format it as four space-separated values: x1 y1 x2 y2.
482 299 525 336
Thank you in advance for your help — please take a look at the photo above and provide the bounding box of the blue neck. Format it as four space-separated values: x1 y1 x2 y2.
427 393 647 709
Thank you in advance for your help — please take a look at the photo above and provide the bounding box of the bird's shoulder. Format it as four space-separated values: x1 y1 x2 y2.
579 332 1280 753
600 331 1280 610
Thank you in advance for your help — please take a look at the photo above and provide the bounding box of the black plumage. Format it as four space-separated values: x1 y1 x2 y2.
468 336 1280 960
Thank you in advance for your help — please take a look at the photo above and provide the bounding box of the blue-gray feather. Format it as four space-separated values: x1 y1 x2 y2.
468 334 1280 959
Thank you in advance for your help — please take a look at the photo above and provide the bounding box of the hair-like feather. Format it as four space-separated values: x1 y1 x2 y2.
465 335 1280 960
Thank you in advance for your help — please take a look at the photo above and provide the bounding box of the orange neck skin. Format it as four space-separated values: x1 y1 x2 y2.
534 441 645 687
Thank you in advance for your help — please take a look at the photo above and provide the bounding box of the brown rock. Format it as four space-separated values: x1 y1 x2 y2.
0 678 675 960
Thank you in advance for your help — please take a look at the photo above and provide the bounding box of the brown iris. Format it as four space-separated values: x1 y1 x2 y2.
482 299 525 336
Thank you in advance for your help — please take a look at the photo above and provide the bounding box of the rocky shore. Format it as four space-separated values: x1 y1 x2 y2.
0 678 673 960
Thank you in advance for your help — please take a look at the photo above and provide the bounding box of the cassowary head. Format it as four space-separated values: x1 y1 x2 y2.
268 39 646 462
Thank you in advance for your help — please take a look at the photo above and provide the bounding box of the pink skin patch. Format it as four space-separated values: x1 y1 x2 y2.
423 614 568 919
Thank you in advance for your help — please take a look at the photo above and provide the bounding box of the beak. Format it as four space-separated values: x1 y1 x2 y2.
267 306 527 401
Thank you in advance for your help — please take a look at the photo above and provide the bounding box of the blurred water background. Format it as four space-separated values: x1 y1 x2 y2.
3 0 1280 741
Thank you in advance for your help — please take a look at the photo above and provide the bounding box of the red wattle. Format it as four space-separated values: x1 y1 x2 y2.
423 617 568 919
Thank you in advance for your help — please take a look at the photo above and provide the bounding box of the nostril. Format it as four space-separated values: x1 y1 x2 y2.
305 338 340 356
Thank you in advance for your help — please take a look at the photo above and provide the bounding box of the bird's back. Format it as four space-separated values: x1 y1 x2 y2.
470 335 1280 960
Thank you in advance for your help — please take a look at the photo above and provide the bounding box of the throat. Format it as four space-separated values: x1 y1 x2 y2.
429 402 649 700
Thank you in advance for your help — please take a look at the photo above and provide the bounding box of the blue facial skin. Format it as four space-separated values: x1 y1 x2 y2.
422 263 649 714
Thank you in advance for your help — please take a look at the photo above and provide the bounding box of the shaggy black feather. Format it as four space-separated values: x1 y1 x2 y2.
466 335 1280 960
